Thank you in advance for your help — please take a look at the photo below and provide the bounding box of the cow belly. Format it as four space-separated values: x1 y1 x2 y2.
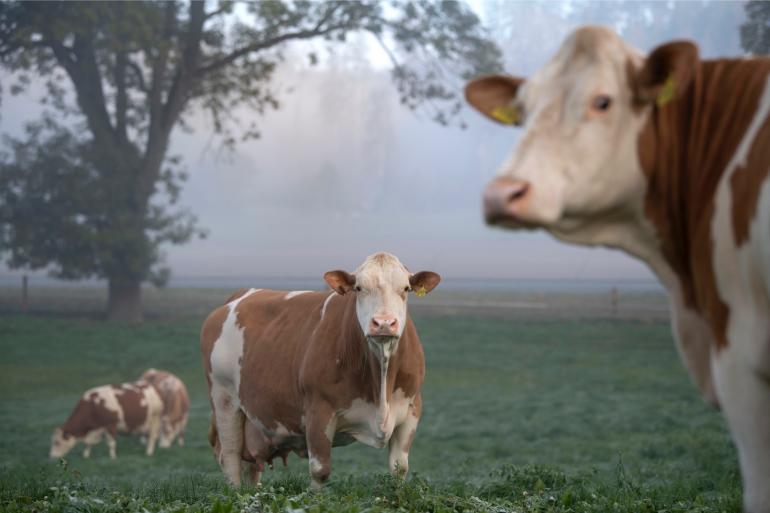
243 417 306 462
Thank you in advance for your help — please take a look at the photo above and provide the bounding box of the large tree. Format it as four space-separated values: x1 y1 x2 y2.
0 1 500 321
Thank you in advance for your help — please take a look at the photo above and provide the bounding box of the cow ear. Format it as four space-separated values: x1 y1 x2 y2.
409 271 441 297
465 74 524 126
324 270 355 295
633 41 698 108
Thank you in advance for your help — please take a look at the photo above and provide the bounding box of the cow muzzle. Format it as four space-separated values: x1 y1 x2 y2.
368 315 399 338
483 177 531 226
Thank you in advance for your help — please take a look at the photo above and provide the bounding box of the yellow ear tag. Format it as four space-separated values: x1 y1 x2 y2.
656 75 676 107
415 286 427 297
491 104 520 125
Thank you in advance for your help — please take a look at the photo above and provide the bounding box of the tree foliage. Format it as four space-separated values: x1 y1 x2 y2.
741 0 770 55
0 0 501 318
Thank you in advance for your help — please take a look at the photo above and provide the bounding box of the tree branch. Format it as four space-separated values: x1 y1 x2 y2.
115 50 128 142
196 23 348 77
203 1 232 21
46 29 117 151
126 58 148 93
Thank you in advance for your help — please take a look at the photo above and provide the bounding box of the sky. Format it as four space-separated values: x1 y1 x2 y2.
0 1 749 285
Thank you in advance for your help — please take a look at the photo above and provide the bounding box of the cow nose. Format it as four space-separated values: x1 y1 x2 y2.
483 177 530 225
369 316 399 337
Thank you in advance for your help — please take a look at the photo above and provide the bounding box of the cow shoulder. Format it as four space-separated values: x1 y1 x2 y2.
394 317 425 398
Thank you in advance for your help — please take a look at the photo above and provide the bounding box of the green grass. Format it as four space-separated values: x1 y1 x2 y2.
0 312 741 512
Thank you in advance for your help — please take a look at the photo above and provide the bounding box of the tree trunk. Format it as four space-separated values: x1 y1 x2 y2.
107 277 143 322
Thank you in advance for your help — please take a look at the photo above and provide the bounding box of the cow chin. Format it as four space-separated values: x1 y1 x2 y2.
366 336 400 363
486 202 563 231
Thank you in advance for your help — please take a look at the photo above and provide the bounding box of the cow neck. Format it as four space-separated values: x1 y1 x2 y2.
336 293 399 429
61 399 92 438
637 58 770 347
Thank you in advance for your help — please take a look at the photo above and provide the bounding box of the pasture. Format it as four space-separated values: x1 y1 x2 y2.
0 288 741 512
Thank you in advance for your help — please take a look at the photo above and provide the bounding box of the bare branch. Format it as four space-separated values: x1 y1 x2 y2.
115 51 128 142
203 1 232 21
371 31 400 68
196 23 348 77
126 58 148 93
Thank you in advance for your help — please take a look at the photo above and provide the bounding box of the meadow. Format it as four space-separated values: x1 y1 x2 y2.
0 287 741 512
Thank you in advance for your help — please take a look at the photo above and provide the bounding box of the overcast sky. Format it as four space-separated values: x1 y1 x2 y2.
0 1 748 285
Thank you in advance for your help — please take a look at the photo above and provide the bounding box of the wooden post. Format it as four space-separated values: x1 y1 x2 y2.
22 274 28 313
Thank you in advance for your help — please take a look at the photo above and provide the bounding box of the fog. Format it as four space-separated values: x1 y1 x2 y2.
0 1 748 284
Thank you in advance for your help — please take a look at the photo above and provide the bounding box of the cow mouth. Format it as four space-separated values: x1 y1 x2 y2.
485 213 541 230
366 334 399 342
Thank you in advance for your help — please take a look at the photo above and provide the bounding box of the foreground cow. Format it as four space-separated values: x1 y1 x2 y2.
140 368 190 448
465 26 770 512
49 381 163 459
201 252 439 488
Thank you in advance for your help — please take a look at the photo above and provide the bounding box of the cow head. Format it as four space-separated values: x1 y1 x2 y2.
324 252 440 353
49 428 76 458
466 26 698 246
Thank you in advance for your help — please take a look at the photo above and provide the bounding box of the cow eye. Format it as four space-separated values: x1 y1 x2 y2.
354 286 361 292
404 286 410 292
592 95 612 112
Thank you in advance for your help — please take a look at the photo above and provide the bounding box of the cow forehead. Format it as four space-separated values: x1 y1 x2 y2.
355 252 410 288
525 26 640 99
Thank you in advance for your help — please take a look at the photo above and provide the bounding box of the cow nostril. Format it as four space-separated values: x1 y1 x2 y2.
507 183 529 203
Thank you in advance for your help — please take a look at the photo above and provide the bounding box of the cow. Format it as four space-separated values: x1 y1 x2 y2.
49 381 163 459
140 368 190 448
465 25 770 512
200 252 440 488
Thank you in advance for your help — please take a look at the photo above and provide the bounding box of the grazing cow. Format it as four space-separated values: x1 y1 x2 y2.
465 26 770 512
49 381 163 459
140 368 190 448
201 252 440 488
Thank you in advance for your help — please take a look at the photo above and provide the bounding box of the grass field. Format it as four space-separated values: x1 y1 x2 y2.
0 291 741 512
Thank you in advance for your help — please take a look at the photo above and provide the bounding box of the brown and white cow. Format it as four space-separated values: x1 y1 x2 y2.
140 368 190 448
465 26 770 512
49 381 163 459
200 252 440 488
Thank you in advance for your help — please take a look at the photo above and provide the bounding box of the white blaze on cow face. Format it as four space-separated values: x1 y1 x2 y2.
468 26 654 240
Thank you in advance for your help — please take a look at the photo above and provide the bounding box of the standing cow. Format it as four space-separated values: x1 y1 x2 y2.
465 26 770 512
140 368 190 448
49 381 163 459
201 252 440 488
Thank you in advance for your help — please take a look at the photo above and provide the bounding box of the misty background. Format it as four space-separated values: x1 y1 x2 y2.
0 0 747 288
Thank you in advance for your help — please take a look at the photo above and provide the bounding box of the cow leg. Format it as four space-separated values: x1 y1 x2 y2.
245 462 263 486
211 384 244 485
712 341 770 513
145 416 161 456
158 420 172 449
388 395 421 477
105 429 117 460
161 418 180 449
82 429 103 459
305 403 336 490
